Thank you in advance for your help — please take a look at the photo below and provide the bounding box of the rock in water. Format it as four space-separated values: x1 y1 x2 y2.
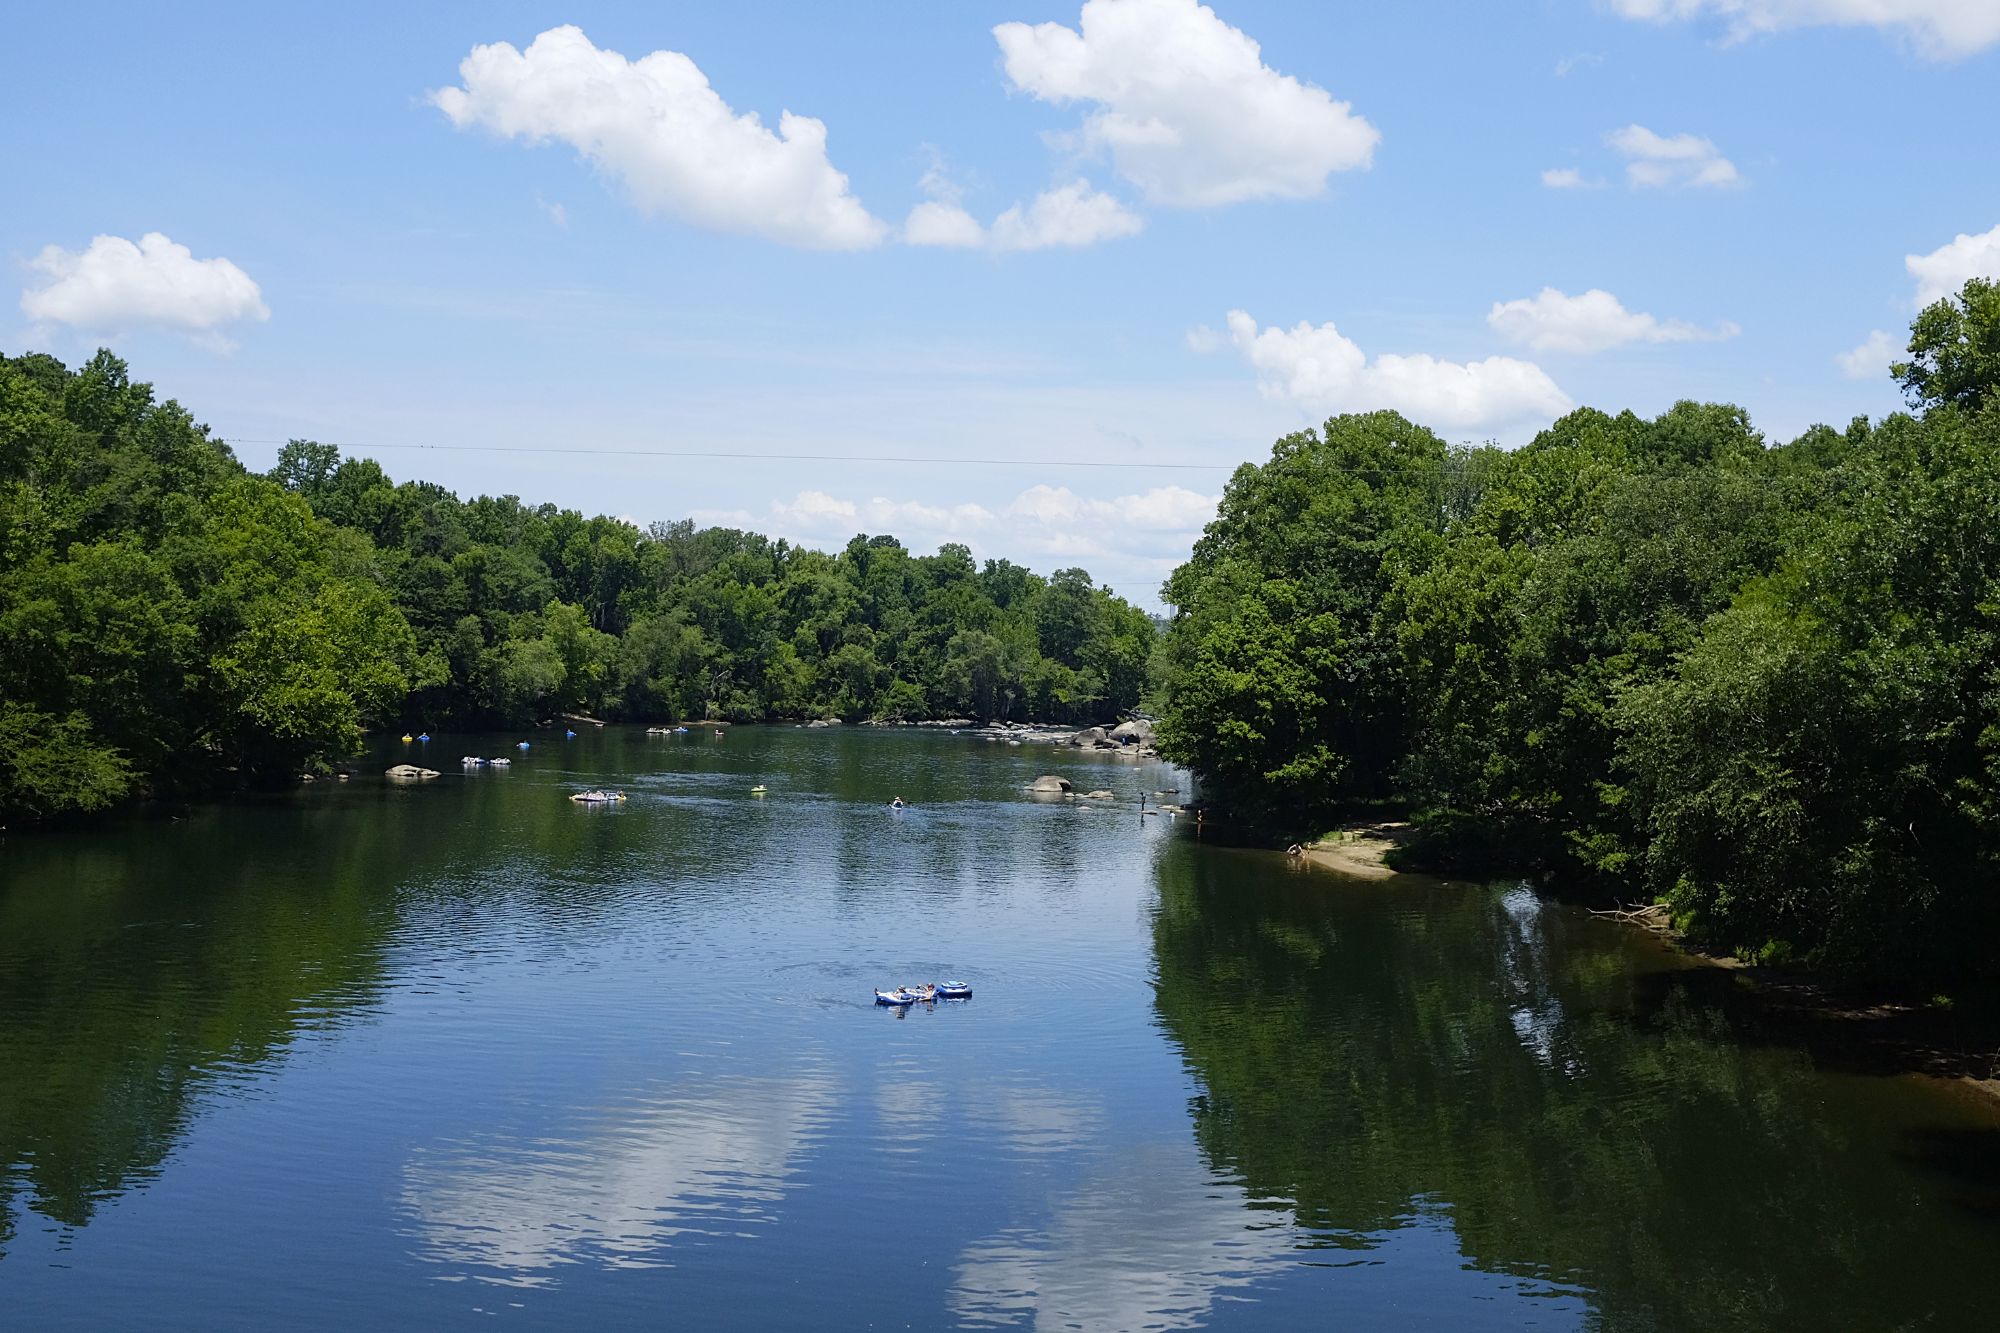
1029 775 1073 793
385 763 439 780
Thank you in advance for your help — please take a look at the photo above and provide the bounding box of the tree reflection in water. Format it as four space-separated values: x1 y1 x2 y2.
1148 842 2000 1331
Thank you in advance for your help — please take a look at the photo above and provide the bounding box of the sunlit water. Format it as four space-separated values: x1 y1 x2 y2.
1 727 1994 1330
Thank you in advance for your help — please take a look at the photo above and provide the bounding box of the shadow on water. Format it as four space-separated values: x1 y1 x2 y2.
1146 839 2000 1331
1621 960 2000 1085
1620 952 2000 1226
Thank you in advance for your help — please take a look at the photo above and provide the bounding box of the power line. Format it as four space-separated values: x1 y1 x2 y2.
222 437 1239 472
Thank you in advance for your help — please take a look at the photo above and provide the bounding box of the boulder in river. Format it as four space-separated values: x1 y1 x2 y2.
385 763 440 780
1109 719 1155 745
1029 775 1073 793
1070 726 1109 748
1082 789 1117 800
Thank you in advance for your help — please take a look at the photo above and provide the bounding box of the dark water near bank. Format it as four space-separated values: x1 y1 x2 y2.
2 728 1995 1330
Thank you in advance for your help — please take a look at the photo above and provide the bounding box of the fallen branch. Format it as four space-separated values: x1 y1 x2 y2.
1590 902 1672 929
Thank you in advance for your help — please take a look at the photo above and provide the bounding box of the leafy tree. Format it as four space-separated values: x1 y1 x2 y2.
1156 412 1451 821
0 352 419 818
1894 277 2000 413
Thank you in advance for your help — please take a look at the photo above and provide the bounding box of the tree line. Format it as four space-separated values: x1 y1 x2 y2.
1155 279 2000 983
0 350 1153 822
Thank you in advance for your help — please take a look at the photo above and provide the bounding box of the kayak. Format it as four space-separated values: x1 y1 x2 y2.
934 982 972 999
875 989 917 1006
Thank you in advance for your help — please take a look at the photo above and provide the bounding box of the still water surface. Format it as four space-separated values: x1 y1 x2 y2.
1 727 1995 1330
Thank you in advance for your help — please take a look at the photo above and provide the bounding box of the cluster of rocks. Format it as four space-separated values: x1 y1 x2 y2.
807 714 1162 758
856 717 976 728
1066 718 1158 759
1028 775 1186 808
965 721 1072 745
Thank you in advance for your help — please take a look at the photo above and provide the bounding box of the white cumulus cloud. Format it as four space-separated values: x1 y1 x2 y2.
993 0 1379 208
904 180 1143 252
1836 329 1901 380
1606 124 1742 190
1224 310 1571 432
1606 0 2000 59
1488 287 1740 354
1905 222 2000 307
1006 483 1215 531
430 25 886 250
709 482 1218 602
992 181 1144 251
903 200 989 249
20 232 268 342
1541 167 1606 190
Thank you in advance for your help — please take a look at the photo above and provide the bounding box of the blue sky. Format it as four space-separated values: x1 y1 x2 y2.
7 0 1998 606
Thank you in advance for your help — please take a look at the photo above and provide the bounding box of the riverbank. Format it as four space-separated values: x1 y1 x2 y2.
1294 821 1416 879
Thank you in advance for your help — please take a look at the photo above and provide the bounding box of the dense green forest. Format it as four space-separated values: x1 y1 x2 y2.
0 350 1152 822
1156 279 2000 982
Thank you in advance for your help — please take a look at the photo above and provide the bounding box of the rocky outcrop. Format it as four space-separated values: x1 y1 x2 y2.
1110 718 1156 745
1070 726 1110 747
385 764 439 780
1029 775 1073 793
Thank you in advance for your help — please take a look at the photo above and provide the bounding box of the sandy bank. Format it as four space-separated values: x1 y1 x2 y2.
1296 821 1415 879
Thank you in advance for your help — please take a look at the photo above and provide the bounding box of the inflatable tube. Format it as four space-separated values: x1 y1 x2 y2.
934 982 972 1000
875 989 916 1006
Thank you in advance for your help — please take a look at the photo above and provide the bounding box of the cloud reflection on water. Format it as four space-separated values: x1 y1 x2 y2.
400 1069 838 1286
950 1141 1296 1330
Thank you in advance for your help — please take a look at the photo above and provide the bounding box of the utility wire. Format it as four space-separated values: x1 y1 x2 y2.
221 437 1239 472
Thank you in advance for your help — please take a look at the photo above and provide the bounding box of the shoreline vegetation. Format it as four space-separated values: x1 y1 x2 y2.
0 349 1154 826
1155 281 2000 993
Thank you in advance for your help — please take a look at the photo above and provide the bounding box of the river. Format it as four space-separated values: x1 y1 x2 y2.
1 726 1994 1330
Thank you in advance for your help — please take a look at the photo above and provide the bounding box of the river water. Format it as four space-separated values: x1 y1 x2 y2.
1 727 1994 1330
